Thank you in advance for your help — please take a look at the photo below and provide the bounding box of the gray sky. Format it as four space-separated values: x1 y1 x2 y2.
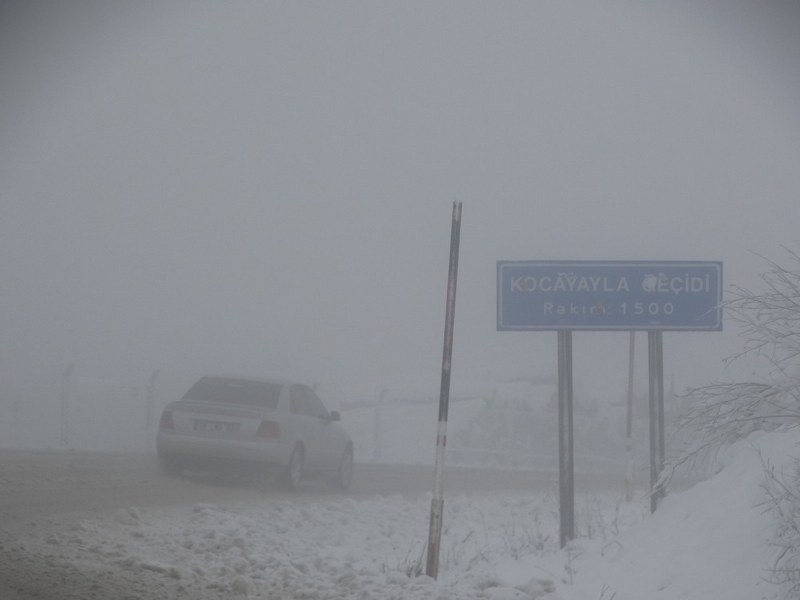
2 1 799 405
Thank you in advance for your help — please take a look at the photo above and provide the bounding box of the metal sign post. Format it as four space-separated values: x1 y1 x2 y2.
426 202 462 580
648 330 665 512
625 331 636 502
557 330 575 547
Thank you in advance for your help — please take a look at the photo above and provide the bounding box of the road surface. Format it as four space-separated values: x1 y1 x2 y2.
0 449 631 516
0 449 633 599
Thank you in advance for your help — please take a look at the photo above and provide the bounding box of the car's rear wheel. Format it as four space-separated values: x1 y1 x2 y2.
284 445 304 491
330 447 354 491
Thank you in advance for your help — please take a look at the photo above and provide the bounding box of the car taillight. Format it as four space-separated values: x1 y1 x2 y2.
159 410 175 430
256 420 280 439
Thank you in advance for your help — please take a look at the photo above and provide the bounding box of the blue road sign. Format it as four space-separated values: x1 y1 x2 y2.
497 261 723 331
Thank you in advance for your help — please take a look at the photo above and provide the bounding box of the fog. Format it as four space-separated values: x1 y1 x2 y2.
2 1 800 439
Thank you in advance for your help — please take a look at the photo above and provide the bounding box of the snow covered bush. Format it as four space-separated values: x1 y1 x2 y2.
676 248 800 473
673 248 800 598
760 451 800 599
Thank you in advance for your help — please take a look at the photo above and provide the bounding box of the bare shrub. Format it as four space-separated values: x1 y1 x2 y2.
674 249 800 475
760 451 800 599
669 248 800 598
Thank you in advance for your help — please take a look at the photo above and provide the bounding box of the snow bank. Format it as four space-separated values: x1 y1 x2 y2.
16 491 606 599
499 426 800 600
9 427 799 599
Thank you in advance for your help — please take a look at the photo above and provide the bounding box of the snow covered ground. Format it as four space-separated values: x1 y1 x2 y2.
3 427 796 599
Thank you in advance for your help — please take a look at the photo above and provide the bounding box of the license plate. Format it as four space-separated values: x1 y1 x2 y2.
193 419 239 433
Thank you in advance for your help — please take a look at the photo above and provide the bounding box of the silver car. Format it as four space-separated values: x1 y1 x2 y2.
156 375 353 490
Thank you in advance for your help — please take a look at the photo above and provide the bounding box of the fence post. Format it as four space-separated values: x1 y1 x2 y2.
60 363 75 448
372 388 388 461
10 399 20 448
146 369 160 449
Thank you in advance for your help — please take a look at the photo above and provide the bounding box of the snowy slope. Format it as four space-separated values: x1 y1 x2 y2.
4 427 797 599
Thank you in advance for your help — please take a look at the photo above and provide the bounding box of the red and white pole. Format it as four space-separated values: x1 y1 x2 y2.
426 202 462 579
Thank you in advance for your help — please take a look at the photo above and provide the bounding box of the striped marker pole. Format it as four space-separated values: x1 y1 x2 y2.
425 202 462 579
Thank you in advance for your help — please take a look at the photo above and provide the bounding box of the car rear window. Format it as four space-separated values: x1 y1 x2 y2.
182 377 282 410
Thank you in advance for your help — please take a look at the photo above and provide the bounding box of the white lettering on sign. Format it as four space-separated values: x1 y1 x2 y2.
510 273 629 294
543 302 609 316
511 272 712 295
641 273 711 295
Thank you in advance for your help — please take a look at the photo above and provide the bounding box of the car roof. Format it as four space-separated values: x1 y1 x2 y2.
198 374 299 387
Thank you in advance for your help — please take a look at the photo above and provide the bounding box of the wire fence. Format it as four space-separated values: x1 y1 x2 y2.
0 365 653 478
1 366 199 452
